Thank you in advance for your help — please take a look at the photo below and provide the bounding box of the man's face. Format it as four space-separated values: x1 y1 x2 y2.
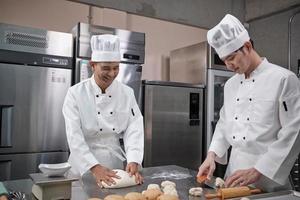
91 62 119 88
222 45 251 75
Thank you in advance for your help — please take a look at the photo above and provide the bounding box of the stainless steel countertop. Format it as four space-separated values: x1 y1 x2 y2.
4 165 299 200
81 165 210 199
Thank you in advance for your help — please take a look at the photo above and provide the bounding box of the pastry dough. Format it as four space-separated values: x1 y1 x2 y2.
162 185 178 197
157 194 179 200
215 177 225 188
104 195 125 200
142 189 162 200
188 187 203 196
161 181 176 189
102 169 138 189
147 184 160 190
124 192 146 200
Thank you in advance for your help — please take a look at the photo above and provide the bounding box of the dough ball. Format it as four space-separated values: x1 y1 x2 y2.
88 198 102 200
142 189 163 200
215 177 225 188
162 185 178 197
240 198 250 200
147 184 160 190
157 194 179 200
163 189 178 197
161 181 176 189
124 192 146 200
104 195 125 200
188 187 203 197
102 169 137 189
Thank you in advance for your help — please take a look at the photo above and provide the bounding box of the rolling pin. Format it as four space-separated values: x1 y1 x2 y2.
205 186 262 200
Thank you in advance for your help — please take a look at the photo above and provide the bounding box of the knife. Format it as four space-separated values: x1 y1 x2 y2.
204 176 217 189
197 175 217 189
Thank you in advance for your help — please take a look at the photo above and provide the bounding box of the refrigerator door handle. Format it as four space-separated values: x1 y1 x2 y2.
0 105 13 147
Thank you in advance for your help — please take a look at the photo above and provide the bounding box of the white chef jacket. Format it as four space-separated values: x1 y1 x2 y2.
62 75 144 177
209 58 300 191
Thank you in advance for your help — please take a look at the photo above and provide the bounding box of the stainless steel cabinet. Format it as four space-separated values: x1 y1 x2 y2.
143 81 204 170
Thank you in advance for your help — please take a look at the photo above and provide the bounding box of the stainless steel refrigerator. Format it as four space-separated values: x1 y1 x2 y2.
170 41 234 175
71 23 145 106
0 23 73 180
142 81 204 170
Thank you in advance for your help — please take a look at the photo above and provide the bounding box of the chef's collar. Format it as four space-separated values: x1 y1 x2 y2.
240 57 268 80
90 74 116 95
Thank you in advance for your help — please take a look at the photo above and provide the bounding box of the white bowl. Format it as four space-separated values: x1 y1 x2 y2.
38 162 71 177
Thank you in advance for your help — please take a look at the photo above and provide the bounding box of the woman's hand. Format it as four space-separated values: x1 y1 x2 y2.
126 162 143 184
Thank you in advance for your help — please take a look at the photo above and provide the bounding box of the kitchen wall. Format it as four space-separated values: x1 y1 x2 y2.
248 6 300 74
0 0 207 81
68 0 245 29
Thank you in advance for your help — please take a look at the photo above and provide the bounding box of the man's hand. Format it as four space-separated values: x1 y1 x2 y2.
126 162 143 184
225 167 262 187
90 164 120 187
197 151 216 180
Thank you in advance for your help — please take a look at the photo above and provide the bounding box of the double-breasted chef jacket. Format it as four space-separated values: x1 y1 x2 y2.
62 75 144 177
209 58 300 192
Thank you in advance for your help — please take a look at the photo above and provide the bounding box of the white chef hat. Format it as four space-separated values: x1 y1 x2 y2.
207 14 250 59
90 34 121 62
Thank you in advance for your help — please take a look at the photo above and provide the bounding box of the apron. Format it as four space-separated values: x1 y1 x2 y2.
68 132 126 178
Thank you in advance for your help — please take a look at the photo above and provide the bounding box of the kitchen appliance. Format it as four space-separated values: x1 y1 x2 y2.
71 23 145 105
170 41 234 175
142 81 204 170
289 11 300 192
0 23 73 180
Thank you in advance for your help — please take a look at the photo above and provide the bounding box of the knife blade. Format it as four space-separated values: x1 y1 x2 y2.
204 176 217 189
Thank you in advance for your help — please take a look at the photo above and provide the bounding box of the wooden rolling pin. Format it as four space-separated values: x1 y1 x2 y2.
205 186 262 200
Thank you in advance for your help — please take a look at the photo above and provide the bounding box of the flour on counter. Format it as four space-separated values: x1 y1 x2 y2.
145 170 192 180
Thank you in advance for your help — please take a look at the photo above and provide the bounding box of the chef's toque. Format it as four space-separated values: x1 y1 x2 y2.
90 34 121 62
207 14 250 59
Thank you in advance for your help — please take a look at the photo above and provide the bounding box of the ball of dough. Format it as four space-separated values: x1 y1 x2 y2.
163 189 178 197
102 169 137 189
142 189 163 200
161 181 176 189
215 177 225 188
188 187 203 197
104 195 125 200
88 198 102 200
124 192 146 200
147 184 160 190
157 194 179 200
162 185 178 196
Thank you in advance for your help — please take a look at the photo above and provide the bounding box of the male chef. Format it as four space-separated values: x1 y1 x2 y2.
63 34 144 186
198 14 300 192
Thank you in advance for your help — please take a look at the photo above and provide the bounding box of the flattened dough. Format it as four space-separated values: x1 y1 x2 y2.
102 169 138 189
104 195 125 200
188 187 203 197
124 192 146 200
